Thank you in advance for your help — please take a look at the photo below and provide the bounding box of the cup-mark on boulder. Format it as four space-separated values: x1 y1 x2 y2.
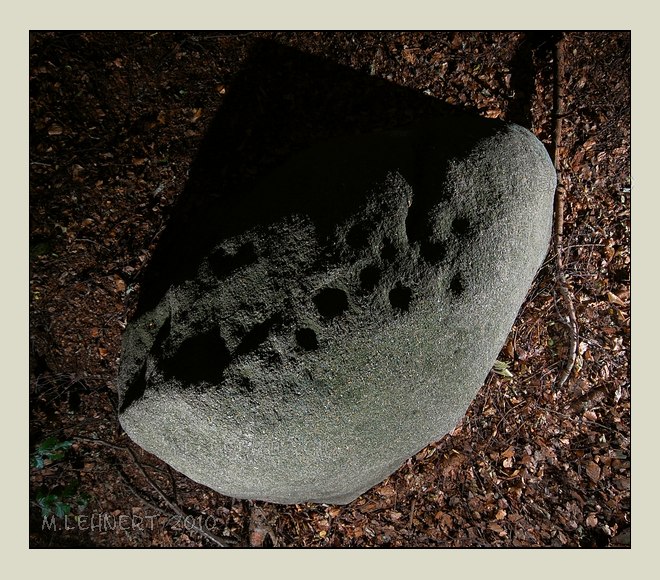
359 264 381 294
419 239 447 265
295 327 319 351
160 329 231 385
313 288 349 320
235 314 282 357
452 216 471 238
345 222 371 251
209 242 258 280
449 272 465 298
389 283 413 313
380 237 397 262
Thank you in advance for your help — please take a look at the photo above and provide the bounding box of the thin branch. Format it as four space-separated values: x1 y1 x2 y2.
72 435 127 452
126 447 235 547
167 465 178 503
117 469 170 516
551 34 578 390
73 435 234 545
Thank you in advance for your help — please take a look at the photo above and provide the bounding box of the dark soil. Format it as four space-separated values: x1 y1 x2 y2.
29 31 630 548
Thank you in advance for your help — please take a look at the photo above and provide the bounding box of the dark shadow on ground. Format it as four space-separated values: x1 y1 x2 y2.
135 39 500 315
508 31 560 129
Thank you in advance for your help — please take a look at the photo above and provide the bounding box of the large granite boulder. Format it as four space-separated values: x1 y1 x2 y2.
118 116 556 505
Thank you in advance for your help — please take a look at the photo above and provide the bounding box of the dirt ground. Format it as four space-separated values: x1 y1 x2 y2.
29 31 630 548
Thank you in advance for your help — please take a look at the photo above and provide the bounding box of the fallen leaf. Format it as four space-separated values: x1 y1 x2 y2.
249 528 266 547
441 451 464 478
614 476 630 491
585 460 601 483
583 410 598 422
606 291 626 306
358 501 379 513
501 446 515 459
488 522 507 536
492 360 513 377
351 526 364 538
401 48 416 65
377 484 397 497
583 137 597 150
434 511 453 529
48 124 63 136
316 518 330 531
327 506 342 518
248 507 273 547
585 514 598 527
617 287 630 301
604 242 617 262
495 509 507 520
72 164 84 180
113 275 126 293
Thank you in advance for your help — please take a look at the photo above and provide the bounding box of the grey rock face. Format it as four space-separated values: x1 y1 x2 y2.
118 117 556 505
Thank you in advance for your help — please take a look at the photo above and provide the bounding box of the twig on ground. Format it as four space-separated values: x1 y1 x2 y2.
74 435 236 546
125 446 235 547
167 465 178 503
551 34 578 391
73 435 127 452
117 469 170 517
409 499 417 528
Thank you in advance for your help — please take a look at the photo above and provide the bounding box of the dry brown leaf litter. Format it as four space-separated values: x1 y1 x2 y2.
30 31 629 548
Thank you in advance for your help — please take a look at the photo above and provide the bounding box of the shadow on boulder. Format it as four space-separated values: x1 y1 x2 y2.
135 39 501 317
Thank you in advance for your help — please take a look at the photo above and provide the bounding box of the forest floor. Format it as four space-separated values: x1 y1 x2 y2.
29 31 630 548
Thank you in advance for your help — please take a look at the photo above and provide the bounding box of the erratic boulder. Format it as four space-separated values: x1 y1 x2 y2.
118 116 556 505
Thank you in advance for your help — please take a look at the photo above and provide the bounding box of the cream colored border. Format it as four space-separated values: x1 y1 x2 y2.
7 1 646 576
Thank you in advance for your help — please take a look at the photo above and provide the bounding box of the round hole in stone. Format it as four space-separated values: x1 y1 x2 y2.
209 241 258 279
452 216 470 237
359 265 381 293
238 376 255 394
381 237 397 261
346 222 370 250
313 288 349 319
420 240 446 264
389 284 412 313
295 328 319 351
449 273 464 297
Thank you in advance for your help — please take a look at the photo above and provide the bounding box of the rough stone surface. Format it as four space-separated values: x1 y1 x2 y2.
118 116 556 505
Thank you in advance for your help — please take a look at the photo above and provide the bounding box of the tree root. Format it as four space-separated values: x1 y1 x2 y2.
82 432 238 547
551 34 578 390
125 446 235 547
